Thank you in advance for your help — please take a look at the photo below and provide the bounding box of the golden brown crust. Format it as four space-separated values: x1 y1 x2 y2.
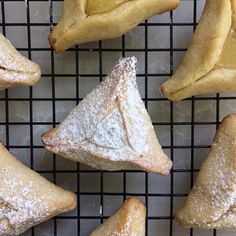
0 143 77 235
175 114 236 230
49 0 179 52
90 198 146 236
161 0 236 101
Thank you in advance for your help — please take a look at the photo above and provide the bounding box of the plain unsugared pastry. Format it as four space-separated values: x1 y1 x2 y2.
49 0 179 52
161 0 236 101
0 142 77 235
90 198 146 236
42 57 172 174
175 114 236 230
0 33 41 90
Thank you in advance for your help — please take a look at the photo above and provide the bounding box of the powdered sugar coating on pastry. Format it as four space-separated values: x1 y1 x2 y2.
175 114 236 230
0 33 41 90
42 57 172 174
0 143 77 235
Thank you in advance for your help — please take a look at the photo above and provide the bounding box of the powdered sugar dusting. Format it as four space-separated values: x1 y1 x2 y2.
44 58 151 158
0 33 40 89
176 116 236 229
116 58 152 154
90 107 128 149
0 145 76 235
42 57 171 172
0 169 51 235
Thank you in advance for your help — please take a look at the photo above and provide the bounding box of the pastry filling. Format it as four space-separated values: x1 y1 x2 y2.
86 0 131 15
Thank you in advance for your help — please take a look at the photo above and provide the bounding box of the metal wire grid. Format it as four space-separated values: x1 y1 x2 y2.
0 0 235 235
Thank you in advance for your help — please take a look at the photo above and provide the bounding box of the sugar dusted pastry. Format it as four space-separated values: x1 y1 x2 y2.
90 198 146 236
0 33 41 90
0 142 77 235
175 114 236 230
42 57 172 174
49 0 179 52
161 0 236 101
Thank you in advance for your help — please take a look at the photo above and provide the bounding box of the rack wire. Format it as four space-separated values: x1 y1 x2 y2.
0 0 235 235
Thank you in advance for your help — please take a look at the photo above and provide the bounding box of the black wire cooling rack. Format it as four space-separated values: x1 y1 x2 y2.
1 0 235 235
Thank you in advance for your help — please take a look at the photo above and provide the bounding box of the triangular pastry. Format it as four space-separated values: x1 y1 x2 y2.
0 142 77 235
42 57 172 174
161 0 236 101
0 33 41 90
175 114 236 230
90 198 146 236
49 0 179 52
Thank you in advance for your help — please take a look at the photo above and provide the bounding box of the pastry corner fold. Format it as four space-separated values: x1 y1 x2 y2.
49 0 180 52
161 0 234 101
90 197 146 236
0 33 41 90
